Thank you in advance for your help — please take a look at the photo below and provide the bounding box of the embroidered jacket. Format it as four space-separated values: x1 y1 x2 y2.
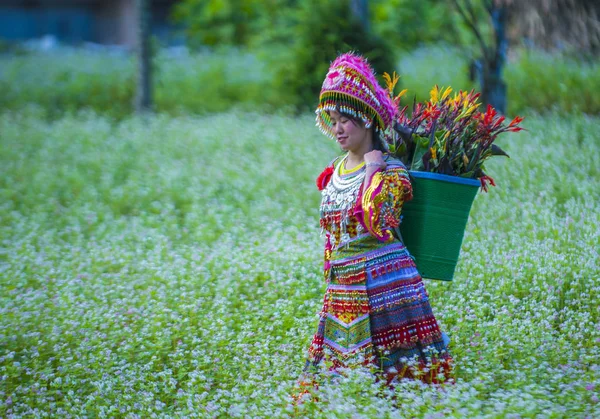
318 153 413 284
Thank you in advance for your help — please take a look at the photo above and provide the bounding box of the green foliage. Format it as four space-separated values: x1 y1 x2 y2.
442 0 498 56
152 47 273 114
2 45 600 118
0 48 274 119
397 45 600 116
172 0 257 46
0 37 28 54
266 0 397 110
397 45 476 104
371 0 462 50
173 0 399 109
172 0 295 47
172 0 466 52
505 49 600 115
0 50 135 118
1 109 599 416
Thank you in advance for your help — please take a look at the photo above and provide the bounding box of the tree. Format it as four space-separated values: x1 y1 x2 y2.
270 0 395 110
351 0 370 32
451 0 600 114
502 0 600 54
172 0 287 47
451 0 508 113
371 0 459 51
135 0 153 113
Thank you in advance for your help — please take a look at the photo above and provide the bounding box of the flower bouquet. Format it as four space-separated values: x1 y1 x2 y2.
383 74 525 280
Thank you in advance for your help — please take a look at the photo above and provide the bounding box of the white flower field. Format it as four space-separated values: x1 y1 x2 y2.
0 107 599 417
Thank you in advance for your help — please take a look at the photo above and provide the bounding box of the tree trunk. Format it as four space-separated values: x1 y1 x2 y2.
482 5 507 114
350 0 369 32
481 71 506 114
135 0 152 113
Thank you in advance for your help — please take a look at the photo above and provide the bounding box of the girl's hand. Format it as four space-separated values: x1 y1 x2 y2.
364 150 386 170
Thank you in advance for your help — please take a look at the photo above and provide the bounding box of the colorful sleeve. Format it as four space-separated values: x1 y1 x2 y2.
354 165 413 242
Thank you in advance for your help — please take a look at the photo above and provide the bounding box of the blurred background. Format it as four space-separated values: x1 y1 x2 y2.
0 0 599 118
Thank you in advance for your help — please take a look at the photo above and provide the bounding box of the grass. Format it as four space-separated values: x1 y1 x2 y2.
1 45 600 119
0 48 274 119
0 107 599 417
397 45 600 117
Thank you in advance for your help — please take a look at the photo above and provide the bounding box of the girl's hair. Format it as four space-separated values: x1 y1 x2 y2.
334 107 387 152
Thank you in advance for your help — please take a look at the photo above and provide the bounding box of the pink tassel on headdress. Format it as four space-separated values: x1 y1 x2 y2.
329 52 399 127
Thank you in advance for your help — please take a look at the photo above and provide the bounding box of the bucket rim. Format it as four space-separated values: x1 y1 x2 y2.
409 170 481 186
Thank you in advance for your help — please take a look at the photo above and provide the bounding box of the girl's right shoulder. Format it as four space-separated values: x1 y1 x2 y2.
316 155 344 191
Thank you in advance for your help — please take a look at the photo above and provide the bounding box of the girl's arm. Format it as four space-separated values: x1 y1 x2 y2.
355 158 412 242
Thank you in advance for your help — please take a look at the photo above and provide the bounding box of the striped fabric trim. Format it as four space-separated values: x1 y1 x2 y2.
327 312 370 328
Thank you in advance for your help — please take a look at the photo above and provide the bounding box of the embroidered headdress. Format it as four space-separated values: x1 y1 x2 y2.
315 52 398 140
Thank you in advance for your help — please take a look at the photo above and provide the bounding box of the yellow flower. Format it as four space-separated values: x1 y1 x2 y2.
430 147 437 160
430 85 439 103
396 88 408 100
460 100 478 117
441 86 452 101
466 104 478 116
383 71 400 95
452 90 467 108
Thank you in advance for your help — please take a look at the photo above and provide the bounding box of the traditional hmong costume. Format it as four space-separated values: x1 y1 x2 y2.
304 153 453 384
298 53 453 392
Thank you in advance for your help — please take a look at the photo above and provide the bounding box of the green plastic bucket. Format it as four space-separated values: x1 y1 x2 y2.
398 171 480 281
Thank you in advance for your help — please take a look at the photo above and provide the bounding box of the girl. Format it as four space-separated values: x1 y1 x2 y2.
296 53 453 401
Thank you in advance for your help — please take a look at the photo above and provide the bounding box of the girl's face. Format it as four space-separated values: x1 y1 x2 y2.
328 110 370 153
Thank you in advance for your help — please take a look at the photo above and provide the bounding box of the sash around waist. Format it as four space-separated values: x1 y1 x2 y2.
328 241 416 285
329 240 411 267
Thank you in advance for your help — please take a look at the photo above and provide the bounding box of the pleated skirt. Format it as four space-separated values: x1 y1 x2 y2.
304 241 454 385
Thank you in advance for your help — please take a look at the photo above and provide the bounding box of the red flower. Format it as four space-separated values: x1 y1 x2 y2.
508 115 524 127
479 175 496 193
316 165 335 191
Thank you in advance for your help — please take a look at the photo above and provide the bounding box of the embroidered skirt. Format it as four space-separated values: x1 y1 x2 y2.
304 241 453 385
